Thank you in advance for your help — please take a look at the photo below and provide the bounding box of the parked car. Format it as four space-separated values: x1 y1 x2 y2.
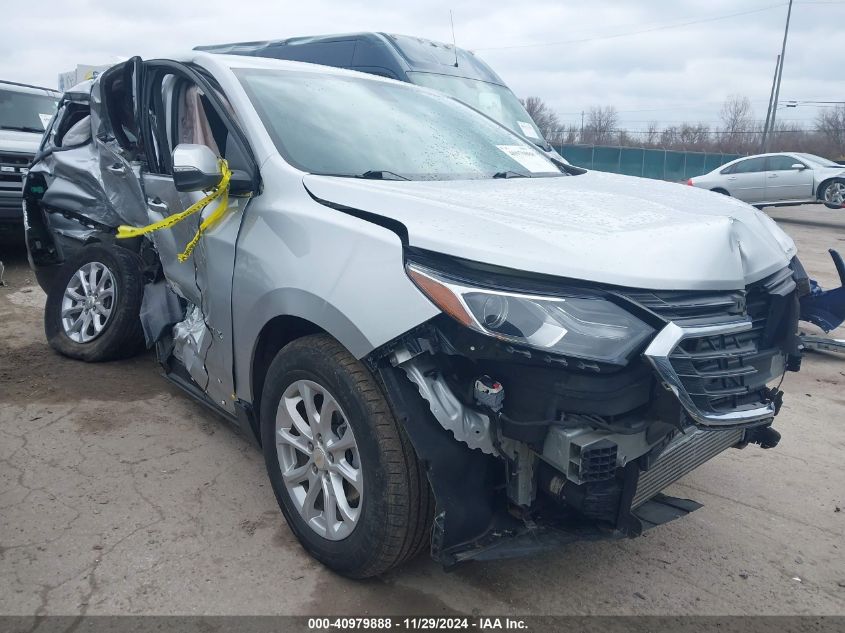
688 152 845 209
195 32 566 162
25 52 805 577
0 80 60 240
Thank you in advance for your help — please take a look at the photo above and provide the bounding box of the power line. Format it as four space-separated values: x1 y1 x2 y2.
474 3 788 51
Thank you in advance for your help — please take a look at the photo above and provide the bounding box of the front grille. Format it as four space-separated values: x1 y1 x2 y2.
632 427 743 507
631 267 796 419
0 152 33 195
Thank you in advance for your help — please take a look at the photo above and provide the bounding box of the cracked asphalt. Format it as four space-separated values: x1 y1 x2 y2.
1 204 844 616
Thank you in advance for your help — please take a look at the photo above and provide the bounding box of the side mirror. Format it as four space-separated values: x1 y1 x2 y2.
172 144 222 192
791 163 806 171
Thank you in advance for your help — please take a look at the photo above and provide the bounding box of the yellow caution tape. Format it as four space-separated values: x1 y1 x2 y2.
116 160 232 262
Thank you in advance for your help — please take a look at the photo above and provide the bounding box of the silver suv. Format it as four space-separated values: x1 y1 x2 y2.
0 80 59 239
25 53 805 577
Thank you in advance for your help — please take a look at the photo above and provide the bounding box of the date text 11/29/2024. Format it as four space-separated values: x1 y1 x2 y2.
307 617 529 630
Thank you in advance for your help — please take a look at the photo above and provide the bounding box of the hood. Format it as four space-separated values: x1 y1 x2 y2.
0 129 42 154
302 170 796 291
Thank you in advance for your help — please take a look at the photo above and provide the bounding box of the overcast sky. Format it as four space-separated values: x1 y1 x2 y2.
2 0 842 132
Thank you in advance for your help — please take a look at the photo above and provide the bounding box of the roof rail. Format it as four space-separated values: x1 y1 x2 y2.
0 79 60 94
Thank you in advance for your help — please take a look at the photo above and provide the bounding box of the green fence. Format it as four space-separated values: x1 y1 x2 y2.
555 144 742 182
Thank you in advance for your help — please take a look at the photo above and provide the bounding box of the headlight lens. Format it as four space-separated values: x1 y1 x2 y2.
407 263 654 365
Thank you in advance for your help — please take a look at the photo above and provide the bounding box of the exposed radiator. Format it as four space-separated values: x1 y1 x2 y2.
632 427 743 508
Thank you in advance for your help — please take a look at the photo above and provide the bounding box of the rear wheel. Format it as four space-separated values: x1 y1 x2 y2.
821 179 845 209
44 244 145 362
260 334 433 578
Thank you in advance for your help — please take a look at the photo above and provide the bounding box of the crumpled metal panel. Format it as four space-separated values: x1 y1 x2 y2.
29 76 149 232
172 304 211 388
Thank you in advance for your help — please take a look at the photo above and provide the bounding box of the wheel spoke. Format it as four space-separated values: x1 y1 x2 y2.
277 427 311 455
321 473 339 537
301 471 321 521
282 394 313 440
282 460 312 485
77 270 91 297
66 313 84 333
327 428 356 452
332 459 362 493
300 382 321 435
64 287 85 302
80 312 93 339
329 471 360 523
87 265 100 295
61 305 83 318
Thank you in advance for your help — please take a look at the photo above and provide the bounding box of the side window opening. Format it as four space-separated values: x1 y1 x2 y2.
101 63 141 155
52 101 91 148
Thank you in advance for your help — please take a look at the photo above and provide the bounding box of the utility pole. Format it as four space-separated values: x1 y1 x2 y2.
580 110 585 142
761 54 780 152
764 0 793 152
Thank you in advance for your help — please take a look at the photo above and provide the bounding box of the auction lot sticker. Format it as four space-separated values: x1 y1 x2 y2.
496 145 552 172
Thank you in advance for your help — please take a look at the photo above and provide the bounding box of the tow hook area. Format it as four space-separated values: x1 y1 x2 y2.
744 425 782 449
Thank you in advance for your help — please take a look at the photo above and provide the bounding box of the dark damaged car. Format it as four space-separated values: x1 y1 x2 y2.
24 53 807 577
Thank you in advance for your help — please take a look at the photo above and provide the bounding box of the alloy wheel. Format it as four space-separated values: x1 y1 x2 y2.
60 262 117 344
824 182 845 207
275 379 363 540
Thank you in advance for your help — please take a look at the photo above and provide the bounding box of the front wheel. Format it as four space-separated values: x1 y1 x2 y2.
44 244 145 362
821 179 845 209
260 334 433 578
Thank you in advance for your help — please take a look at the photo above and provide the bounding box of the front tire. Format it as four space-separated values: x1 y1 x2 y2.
820 179 845 209
44 244 145 362
260 334 432 578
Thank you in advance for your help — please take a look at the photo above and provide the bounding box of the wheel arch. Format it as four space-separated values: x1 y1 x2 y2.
710 187 730 196
249 314 330 427
817 177 843 200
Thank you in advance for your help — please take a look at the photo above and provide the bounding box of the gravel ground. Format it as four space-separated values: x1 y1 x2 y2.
0 204 843 616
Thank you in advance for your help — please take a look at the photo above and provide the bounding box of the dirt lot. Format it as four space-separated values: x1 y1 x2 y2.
1 204 844 617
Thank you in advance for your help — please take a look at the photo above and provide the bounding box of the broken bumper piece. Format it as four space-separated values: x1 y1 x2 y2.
441 494 702 566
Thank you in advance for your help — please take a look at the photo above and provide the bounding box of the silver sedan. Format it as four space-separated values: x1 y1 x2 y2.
688 152 845 209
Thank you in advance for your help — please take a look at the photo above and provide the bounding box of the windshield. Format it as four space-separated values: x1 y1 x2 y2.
406 72 545 145
0 88 59 132
236 69 561 180
795 153 842 168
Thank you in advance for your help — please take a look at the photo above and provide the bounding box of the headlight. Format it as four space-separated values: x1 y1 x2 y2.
407 263 654 365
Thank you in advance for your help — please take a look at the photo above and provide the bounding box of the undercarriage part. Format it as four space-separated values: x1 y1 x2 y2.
631 426 744 508
448 493 701 564
499 438 537 507
744 425 782 449
391 349 496 454
800 334 845 354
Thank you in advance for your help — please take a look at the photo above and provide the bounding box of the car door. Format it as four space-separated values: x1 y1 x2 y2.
138 61 259 413
721 157 766 202
763 154 814 202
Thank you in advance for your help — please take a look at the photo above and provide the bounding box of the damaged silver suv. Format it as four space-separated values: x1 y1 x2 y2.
25 53 806 578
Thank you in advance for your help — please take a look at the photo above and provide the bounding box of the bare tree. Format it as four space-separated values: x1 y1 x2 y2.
816 105 845 159
643 122 660 147
583 106 618 145
519 96 562 142
719 95 754 152
678 123 711 150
